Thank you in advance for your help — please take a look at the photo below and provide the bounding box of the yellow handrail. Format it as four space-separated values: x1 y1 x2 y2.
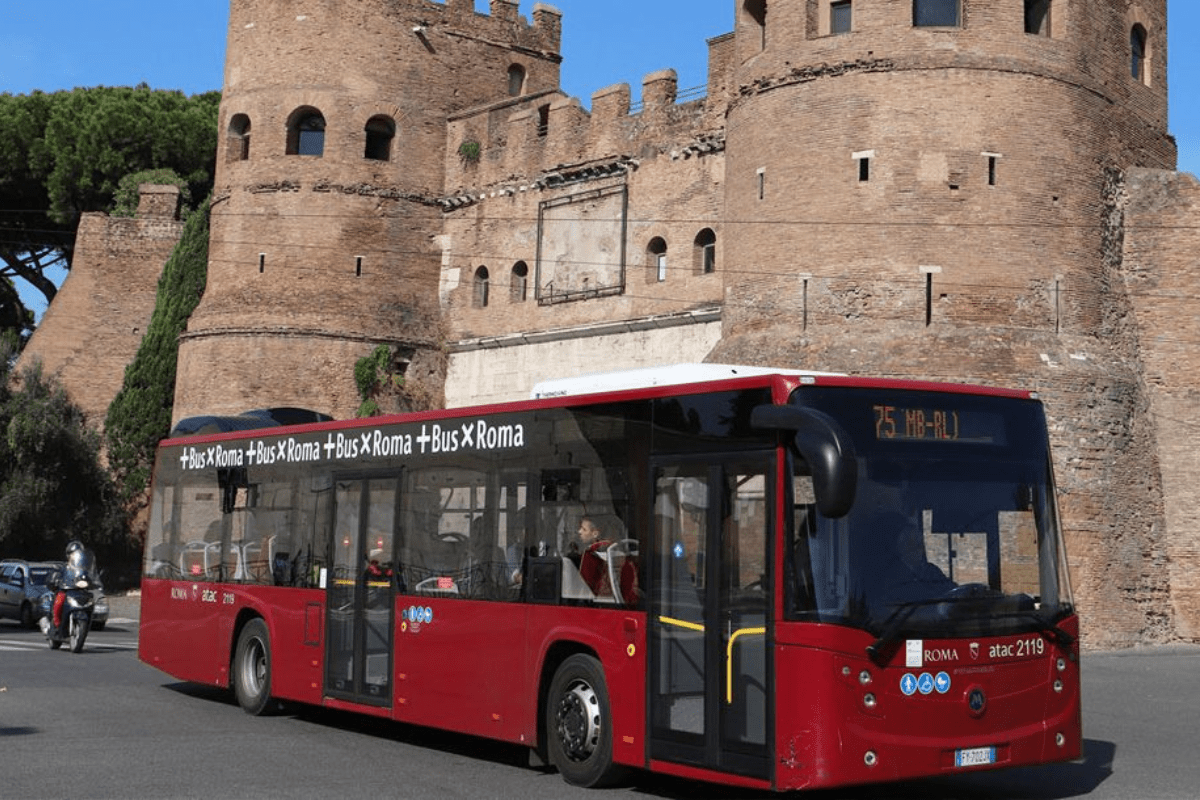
726 627 766 704
658 615 705 633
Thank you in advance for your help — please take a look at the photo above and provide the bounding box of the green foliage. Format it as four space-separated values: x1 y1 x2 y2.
354 345 407 418
34 85 220 224
0 86 219 345
458 139 482 163
357 398 381 418
0 276 33 347
111 168 193 218
0 333 127 561
104 199 210 500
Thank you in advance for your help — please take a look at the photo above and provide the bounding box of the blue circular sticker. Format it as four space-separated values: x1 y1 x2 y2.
935 671 951 694
917 673 935 695
900 673 918 696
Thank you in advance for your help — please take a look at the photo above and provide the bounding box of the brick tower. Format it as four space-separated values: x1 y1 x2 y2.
710 0 1175 644
174 0 562 420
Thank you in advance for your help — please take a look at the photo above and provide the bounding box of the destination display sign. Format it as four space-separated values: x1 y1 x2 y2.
874 404 960 441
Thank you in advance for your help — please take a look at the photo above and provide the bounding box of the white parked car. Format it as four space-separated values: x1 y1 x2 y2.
0 559 58 628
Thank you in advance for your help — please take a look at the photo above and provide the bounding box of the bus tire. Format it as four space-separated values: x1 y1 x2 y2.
233 618 273 715
546 654 624 788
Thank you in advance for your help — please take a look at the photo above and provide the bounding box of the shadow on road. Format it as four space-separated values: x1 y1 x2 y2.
159 681 1115 799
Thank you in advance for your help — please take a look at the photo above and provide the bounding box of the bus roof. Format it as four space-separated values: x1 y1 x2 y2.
530 364 843 399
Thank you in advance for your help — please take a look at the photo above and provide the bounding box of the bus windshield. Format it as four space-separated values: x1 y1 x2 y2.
785 387 1073 643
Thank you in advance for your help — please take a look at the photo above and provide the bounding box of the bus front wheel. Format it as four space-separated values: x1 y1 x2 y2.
546 654 624 788
233 619 273 715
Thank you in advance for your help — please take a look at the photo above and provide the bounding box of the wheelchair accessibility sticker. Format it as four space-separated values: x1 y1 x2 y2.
901 671 951 697
401 605 434 634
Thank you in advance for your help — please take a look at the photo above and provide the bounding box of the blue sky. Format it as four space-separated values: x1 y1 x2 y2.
4 0 1198 317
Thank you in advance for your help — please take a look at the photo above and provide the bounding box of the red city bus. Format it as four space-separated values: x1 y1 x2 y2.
138 366 1080 791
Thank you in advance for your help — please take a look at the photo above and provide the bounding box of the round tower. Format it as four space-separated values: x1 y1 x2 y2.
712 0 1175 645
174 0 562 421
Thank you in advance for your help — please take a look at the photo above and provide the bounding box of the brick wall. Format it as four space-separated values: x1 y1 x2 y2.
17 186 184 430
1123 168 1200 639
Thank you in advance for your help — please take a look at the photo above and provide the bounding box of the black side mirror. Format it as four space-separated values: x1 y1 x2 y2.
752 405 858 518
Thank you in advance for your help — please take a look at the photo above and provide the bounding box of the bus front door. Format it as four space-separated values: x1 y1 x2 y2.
325 475 399 707
649 456 773 780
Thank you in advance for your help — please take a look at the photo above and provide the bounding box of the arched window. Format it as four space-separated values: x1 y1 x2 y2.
647 237 668 283
474 266 490 308
743 0 767 52
1131 24 1148 84
287 108 326 156
694 229 717 274
507 64 527 97
511 261 528 302
227 114 251 162
364 116 395 161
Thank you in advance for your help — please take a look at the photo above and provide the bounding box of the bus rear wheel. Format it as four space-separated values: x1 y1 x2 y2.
233 619 273 715
546 654 624 788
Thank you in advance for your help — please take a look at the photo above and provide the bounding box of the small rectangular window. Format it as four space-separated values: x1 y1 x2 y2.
914 0 960 28
757 168 766 201
858 157 870 182
831 1 852 35
983 152 1001 187
1024 0 1051 36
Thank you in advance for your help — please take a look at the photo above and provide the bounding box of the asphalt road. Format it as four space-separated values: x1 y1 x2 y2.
1 595 1198 799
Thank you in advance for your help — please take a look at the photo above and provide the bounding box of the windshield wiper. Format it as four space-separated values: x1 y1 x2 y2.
992 610 1075 647
865 598 949 665
865 594 1008 665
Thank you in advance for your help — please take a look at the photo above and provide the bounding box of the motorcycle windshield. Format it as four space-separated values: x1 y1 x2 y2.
785 386 1073 640
64 563 95 587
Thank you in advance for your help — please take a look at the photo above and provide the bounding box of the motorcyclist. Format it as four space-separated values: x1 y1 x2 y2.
41 540 96 637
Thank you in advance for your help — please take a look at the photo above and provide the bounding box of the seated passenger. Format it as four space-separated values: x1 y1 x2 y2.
575 517 611 596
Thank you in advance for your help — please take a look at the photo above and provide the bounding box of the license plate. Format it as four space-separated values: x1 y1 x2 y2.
955 747 996 768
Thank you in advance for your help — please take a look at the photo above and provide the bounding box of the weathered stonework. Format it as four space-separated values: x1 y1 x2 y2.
18 185 185 431
27 1 1200 648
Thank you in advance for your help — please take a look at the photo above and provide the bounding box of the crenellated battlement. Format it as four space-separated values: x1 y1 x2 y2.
415 0 561 54
444 51 730 198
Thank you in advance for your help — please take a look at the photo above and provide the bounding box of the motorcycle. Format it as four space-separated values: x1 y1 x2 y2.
38 553 98 653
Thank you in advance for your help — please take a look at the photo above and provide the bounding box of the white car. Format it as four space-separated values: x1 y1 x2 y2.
0 559 58 628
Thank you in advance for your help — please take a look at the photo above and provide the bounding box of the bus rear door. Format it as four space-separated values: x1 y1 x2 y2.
649 455 773 781
325 474 400 707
